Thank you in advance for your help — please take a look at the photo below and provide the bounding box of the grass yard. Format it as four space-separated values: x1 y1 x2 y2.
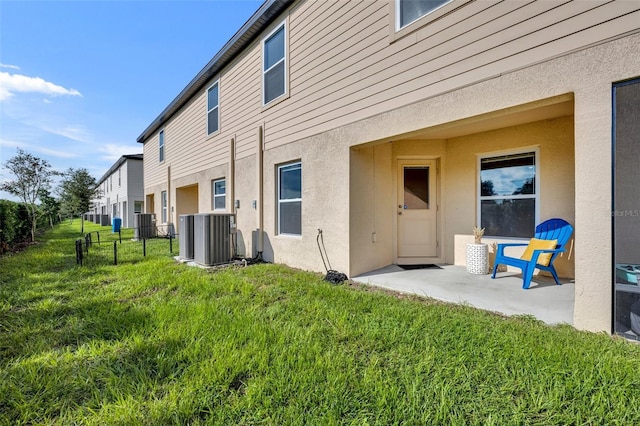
1 221 640 425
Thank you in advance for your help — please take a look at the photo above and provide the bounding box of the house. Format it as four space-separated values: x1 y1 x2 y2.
137 0 640 336
91 154 144 228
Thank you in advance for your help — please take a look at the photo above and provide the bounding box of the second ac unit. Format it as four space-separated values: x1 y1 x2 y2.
134 213 156 240
193 213 234 266
179 214 195 260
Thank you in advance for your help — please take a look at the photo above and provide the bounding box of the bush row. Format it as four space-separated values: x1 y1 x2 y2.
0 200 56 254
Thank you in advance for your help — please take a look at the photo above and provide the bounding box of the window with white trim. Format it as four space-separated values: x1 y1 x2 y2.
212 178 226 211
161 190 168 224
207 81 219 135
397 0 452 30
159 130 165 162
263 22 286 105
479 150 538 238
278 162 301 235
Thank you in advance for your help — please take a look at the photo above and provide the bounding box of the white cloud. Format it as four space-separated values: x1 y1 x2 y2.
0 137 79 159
0 63 20 70
0 71 82 101
98 143 142 162
38 124 91 143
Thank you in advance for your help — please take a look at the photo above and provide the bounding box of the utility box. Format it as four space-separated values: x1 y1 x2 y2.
193 213 234 266
134 213 156 240
179 214 195 260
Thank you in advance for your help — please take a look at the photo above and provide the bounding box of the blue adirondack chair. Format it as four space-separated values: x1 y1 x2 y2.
491 218 573 289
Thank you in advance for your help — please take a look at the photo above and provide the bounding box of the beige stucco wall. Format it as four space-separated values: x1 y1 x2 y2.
349 143 394 276
445 116 575 278
261 130 350 274
139 0 640 335
342 34 640 332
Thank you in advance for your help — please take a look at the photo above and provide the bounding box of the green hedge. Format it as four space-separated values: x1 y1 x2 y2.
0 200 35 253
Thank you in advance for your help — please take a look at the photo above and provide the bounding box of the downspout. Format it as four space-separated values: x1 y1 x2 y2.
229 137 236 215
229 137 237 257
167 165 172 225
256 126 264 259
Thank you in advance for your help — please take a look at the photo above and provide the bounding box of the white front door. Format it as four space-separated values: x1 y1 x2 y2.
397 160 438 259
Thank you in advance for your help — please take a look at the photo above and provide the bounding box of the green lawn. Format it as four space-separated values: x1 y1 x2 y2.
1 222 640 425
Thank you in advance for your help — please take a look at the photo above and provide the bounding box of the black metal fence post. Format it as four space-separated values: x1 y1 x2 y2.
169 234 173 253
143 238 147 257
97 231 100 244
119 229 122 244
113 241 117 265
84 234 90 255
75 239 83 265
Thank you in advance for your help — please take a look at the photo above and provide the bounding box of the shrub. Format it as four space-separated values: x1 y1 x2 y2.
0 200 32 254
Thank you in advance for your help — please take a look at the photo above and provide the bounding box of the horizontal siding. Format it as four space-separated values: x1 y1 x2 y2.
143 133 163 187
144 0 640 186
265 0 635 146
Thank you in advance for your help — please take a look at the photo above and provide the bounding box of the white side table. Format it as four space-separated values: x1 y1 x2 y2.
466 243 489 274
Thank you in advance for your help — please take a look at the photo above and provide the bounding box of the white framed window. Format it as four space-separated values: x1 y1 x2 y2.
478 149 539 238
212 178 226 211
159 130 165 162
161 190 168 224
262 21 287 105
134 201 143 214
396 0 452 30
207 81 219 135
277 162 301 235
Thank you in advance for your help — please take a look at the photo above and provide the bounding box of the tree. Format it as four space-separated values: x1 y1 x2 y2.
0 148 59 242
57 168 99 219
38 188 60 229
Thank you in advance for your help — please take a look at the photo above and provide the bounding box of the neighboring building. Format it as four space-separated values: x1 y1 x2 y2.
92 154 144 228
137 0 640 334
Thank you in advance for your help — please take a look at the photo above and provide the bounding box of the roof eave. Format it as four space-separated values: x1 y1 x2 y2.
136 0 294 144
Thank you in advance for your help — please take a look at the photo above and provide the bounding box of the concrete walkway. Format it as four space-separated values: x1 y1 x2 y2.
352 264 574 325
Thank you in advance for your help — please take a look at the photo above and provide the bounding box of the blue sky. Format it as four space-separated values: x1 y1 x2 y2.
0 0 263 200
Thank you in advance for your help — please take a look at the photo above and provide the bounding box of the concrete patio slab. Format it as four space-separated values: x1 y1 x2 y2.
352 265 574 325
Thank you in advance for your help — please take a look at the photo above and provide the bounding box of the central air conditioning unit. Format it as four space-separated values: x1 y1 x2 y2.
134 213 156 240
100 214 110 226
178 214 195 261
193 213 234 266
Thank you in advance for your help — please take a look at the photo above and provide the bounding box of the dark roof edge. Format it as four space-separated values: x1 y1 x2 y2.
136 0 294 144
97 154 144 185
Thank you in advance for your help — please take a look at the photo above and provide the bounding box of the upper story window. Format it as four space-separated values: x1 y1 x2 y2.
207 81 219 135
159 130 165 162
397 0 452 30
263 21 287 105
212 178 226 211
478 150 538 238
